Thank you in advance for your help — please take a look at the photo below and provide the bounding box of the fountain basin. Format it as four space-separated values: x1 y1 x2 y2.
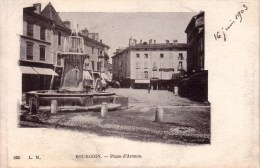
25 90 128 114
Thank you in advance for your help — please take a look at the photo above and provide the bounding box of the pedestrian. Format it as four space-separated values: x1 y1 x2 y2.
147 84 151 93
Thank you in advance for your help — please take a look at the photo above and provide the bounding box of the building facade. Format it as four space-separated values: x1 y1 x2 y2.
178 11 208 101
185 11 205 74
79 31 110 83
20 3 71 92
20 3 110 92
112 39 188 89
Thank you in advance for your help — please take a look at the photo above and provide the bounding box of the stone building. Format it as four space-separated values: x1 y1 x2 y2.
20 3 110 92
79 30 110 83
178 11 208 101
185 11 205 74
20 3 70 92
112 38 188 89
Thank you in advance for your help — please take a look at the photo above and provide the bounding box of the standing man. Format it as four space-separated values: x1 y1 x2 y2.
147 84 151 93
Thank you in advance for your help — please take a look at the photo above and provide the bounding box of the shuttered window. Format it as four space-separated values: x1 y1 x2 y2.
26 42 34 60
40 27 46 41
27 23 34 37
58 31 61 45
40 45 45 61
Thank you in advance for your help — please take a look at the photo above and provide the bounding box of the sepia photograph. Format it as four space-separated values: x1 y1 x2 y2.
18 2 210 145
1 0 259 168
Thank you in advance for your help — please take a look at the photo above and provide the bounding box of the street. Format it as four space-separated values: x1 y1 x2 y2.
20 88 210 145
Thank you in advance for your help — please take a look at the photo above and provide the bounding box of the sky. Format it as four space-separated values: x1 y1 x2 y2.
59 12 196 59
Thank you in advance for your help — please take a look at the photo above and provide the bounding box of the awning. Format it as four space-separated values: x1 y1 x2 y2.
20 66 38 74
135 79 150 84
159 68 174 72
83 71 93 80
32 67 58 76
101 73 110 81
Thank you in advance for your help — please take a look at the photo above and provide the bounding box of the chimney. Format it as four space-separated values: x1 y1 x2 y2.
63 21 71 29
132 39 136 46
149 39 152 44
166 40 169 44
154 40 156 44
140 39 142 44
129 37 133 46
173 39 178 44
33 3 41 14
100 39 102 43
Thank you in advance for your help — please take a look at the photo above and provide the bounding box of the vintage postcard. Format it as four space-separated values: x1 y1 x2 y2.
0 0 259 167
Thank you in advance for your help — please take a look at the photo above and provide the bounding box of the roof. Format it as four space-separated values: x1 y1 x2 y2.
112 43 189 58
131 43 189 49
185 11 204 33
78 33 110 49
41 2 68 30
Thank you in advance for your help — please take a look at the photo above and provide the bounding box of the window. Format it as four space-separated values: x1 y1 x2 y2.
92 46 94 54
27 23 34 37
136 71 139 79
58 31 61 45
144 62 148 69
168 62 171 68
153 62 157 71
136 53 140 58
152 71 157 78
136 62 140 69
160 53 164 58
178 53 183 60
40 27 46 41
178 61 183 70
169 52 173 59
39 45 45 61
97 62 100 71
171 62 174 68
57 54 61 66
160 62 164 68
144 54 148 58
26 42 33 60
144 71 148 79
91 61 95 70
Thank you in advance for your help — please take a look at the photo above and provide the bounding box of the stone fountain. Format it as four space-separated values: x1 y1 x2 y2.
24 29 128 115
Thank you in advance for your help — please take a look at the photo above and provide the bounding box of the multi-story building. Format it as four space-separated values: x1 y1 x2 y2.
185 11 205 74
20 3 110 92
20 3 70 92
178 11 207 101
112 38 188 89
79 30 110 83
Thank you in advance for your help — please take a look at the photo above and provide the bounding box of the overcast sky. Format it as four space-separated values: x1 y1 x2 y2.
59 12 196 59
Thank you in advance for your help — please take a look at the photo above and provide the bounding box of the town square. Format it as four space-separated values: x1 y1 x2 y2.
19 2 210 145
